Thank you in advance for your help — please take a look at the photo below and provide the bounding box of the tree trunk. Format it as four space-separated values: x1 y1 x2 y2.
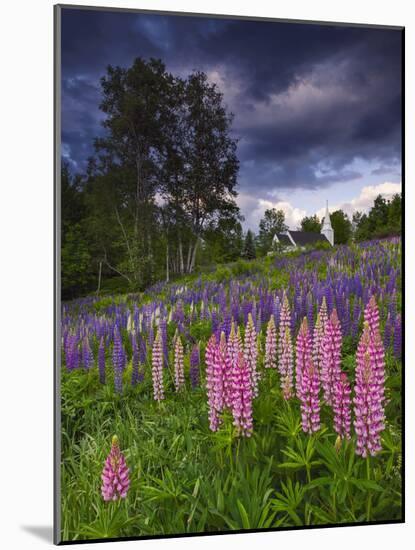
96 261 102 294
166 242 170 283
189 237 200 273
178 236 184 274
186 242 193 274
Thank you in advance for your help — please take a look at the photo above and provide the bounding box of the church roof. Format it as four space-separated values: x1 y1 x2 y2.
275 233 292 246
288 230 328 246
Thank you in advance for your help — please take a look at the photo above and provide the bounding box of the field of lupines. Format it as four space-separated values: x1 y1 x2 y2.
60 237 402 541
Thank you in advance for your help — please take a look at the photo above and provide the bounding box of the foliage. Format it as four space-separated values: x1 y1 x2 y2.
300 214 321 233
257 208 288 255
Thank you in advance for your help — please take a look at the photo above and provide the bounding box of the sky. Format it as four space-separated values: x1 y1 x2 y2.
60 7 403 230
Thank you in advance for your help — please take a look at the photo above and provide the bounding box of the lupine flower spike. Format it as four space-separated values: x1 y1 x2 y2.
244 313 259 397
265 314 277 369
101 435 130 502
295 318 312 398
321 309 342 405
353 323 385 457
174 335 185 391
333 372 351 440
231 352 253 437
151 330 165 401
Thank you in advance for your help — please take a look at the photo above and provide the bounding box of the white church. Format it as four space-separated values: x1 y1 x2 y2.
271 201 334 252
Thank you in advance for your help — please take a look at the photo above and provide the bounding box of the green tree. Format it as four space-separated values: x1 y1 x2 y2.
61 164 94 298
243 230 257 260
258 209 287 255
300 214 321 233
330 210 352 244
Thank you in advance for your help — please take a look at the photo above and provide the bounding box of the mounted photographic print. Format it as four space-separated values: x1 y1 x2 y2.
54 4 404 544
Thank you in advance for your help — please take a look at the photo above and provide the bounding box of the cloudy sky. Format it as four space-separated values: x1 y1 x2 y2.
60 7 402 230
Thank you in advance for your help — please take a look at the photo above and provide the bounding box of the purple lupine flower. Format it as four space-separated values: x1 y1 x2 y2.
295 318 312 398
244 313 259 397
393 314 401 359
384 313 392 350
230 352 253 437
98 337 106 384
265 314 277 369
174 335 185 392
332 372 351 440
321 309 342 406
298 358 320 434
279 326 294 400
82 337 93 370
353 325 385 457
112 327 124 394
151 330 164 401
101 435 130 502
205 334 222 431
190 343 200 388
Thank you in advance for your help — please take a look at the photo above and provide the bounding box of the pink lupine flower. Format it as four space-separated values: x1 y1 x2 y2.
151 330 164 401
295 318 312 398
205 334 223 431
353 324 385 457
244 313 259 397
312 313 325 374
219 331 233 409
278 293 291 352
228 322 242 365
321 309 342 405
279 326 294 400
231 352 253 437
333 372 351 440
298 358 320 434
174 335 185 391
265 315 277 369
364 295 380 336
101 435 130 502
319 296 329 329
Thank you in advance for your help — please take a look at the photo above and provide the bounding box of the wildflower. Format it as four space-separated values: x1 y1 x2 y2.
244 313 259 397
112 327 124 394
333 372 351 439
82 337 93 370
265 315 277 368
321 310 342 405
353 324 385 457
295 318 312 398
190 343 200 388
279 326 294 400
101 435 130 502
174 335 185 391
205 334 222 431
312 313 325 374
230 353 253 437
219 331 233 408
151 330 164 401
298 358 320 434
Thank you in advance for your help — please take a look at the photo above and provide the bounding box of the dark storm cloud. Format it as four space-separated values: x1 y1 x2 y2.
60 7 402 191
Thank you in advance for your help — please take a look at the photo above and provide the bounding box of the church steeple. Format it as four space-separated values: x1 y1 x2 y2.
321 200 334 246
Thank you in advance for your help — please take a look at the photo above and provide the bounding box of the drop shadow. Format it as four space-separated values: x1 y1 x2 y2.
21 525 53 543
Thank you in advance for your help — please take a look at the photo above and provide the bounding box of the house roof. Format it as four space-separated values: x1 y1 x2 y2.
275 233 292 246
288 230 328 246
